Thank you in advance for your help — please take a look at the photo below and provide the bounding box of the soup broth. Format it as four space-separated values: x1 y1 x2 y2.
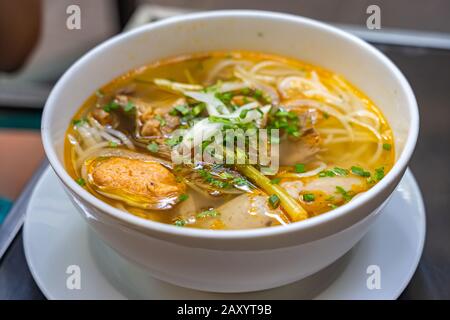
65 51 394 230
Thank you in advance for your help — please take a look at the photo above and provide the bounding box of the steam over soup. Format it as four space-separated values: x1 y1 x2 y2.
65 51 394 230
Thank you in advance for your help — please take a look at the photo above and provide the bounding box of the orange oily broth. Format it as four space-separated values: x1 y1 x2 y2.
64 51 395 228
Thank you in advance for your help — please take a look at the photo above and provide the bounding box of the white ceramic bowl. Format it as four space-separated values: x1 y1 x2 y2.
41 10 419 292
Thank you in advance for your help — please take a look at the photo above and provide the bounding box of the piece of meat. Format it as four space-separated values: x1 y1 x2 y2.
278 128 321 166
153 107 180 135
215 193 287 229
141 118 161 137
92 108 112 126
89 157 185 209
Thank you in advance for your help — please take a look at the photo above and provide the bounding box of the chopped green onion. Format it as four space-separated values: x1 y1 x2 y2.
232 177 249 186
383 143 392 151
268 194 280 209
253 89 263 99
241 88 250 95
336 186 352 201
103 101 119 112
72 119 87 126
351 166 371 177
196 209 220 219
174 104 190 115
108 141 118 148
178 194 189 202
173 219 186 227
332 167 349 176
165 136 182 148
270 177 281 184
302 193 315 202
147 142 159 153
192 103 205 116
319 167 349 177
239 109 249 119
155 114 167 127
295 164 306 173
76 178 86 186
375 167 385 181
124 101 135 113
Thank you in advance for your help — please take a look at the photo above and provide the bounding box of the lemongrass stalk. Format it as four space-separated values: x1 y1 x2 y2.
237 165 308 221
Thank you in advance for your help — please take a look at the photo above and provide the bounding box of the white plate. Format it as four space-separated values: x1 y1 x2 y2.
23 167 425 300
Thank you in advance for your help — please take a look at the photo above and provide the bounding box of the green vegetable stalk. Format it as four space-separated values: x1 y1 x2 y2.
237 165 308 222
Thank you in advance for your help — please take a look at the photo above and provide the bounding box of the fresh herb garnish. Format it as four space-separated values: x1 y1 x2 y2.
241 88 250 95
267 108 300 137
239 109 249 119
178 194 189 202
72 119 87 126
147 142 159 153
351 166 371 177
165 136 182 148
253 89 263 99
295 164 306 173
108 141 118 148
302 193 315 202
76 178 86 186
174 104 190 115
319 167 348 177
336 186 352 201
374 167 385 181
196 209 220 219
103 101 120 112
215 91 233 105
383 143 392 151
155 114 167 127
270 177 281 184
124 101 135 113
173 219 186 227
268 194 280 209
332 167 349 176
232 177 250 187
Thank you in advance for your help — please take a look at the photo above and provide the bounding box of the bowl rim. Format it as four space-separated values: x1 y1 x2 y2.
41 9 419 241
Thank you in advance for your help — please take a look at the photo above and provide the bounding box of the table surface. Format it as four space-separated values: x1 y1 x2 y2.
0 42 449 300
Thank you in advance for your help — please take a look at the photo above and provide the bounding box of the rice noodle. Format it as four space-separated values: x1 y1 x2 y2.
323 136 378 144
205 60 252 85
154 78 203 93
76 125 97 148
217 81 248 93
104 127 135 150
250 60 305 77
67 134 84 156
278 73 348 111
347 110 380 130
234 66 280 104
88 117 122 144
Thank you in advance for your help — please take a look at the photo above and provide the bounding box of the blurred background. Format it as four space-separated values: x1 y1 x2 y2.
0 0 449 299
